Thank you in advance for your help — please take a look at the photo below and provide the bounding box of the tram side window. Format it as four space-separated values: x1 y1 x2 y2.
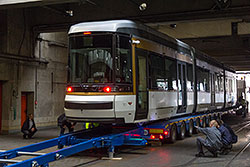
115 35 132 84
225 78 229 92
196 67 210 92
197 68 203 91
151 55 165 90
187 64 194 91
219 75 224 92
215 73 219 93
226 78 233 93
150 55 177 91
165 58 177 90
229 79 233 92
217 74 221 92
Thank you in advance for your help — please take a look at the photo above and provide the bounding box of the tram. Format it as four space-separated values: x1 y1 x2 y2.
64 20 237 124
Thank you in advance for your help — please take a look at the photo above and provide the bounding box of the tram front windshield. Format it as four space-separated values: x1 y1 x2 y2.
69 34 132 86
69 34 113 83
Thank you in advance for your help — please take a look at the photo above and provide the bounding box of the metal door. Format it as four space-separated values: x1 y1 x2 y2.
21 94 27 127
135 53 148 120
177 62 187 113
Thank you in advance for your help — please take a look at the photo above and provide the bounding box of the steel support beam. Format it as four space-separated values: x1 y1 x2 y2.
0 0 79 9
133 6 250 23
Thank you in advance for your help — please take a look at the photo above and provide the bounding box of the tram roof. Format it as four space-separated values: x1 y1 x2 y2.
69 20 136 34
69 20 191 50
69 20 234 73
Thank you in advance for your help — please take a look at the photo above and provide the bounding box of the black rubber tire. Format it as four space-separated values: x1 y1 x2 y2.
169 124 177 143
196 118 200 127
186 119 193 136
202 117 206 128
178 122 186 140
213 114 217 120
207 115 211 127
194 118 200 134
217 113 221 121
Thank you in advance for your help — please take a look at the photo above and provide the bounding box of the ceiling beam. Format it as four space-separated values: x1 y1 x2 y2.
133 6 250 23
213 56 250 60
0 0 79 9
223 61 250 65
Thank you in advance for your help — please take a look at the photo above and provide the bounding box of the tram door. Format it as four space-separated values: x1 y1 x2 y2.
177 62 187 113
135 52 148 120
211 73 216 107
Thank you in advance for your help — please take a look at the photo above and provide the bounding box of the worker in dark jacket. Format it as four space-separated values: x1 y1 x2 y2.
195 120 223 157
21 114 37 139
237 96 247 118
217 120 235 154
57 113 76 135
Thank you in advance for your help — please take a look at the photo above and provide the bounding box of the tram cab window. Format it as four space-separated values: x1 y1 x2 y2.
69 34 113 83
115 35 132 84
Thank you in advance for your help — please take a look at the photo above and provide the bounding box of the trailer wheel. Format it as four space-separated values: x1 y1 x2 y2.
186 119 193 136
196 118 200 127
213 114 217 120
207 115 211 126
202 117 206 128
194 118 200 134
217 113 221 121
169 124 177 143
178 122 186 140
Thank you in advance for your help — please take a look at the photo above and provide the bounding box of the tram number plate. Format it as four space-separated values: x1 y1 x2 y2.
149 129 163 134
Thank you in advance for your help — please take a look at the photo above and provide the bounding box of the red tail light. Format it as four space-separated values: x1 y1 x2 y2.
83 31 91 35
103 86 111 93
67 87 73 93
159 135 163 139
150 135 155 139
164 131 168 135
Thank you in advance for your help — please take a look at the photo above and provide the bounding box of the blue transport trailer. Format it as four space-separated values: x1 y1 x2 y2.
0 127 147 167
143 110 228 143
0 109 231 167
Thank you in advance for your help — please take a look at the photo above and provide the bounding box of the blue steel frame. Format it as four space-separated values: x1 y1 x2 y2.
0 128 146 167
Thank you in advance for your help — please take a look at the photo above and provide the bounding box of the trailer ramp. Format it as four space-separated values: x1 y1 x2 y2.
0 127 146 167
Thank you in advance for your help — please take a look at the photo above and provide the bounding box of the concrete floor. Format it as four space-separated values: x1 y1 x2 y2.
1 112 250 167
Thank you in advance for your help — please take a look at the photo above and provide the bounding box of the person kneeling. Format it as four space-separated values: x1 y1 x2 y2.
217 120 235 155
195 120 223 157
21 114 37 139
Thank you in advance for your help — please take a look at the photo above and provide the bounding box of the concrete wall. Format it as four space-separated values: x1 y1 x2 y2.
0 8 68 133
34 32 68 128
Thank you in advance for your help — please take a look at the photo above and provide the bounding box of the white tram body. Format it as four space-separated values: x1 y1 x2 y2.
65 20 237 124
